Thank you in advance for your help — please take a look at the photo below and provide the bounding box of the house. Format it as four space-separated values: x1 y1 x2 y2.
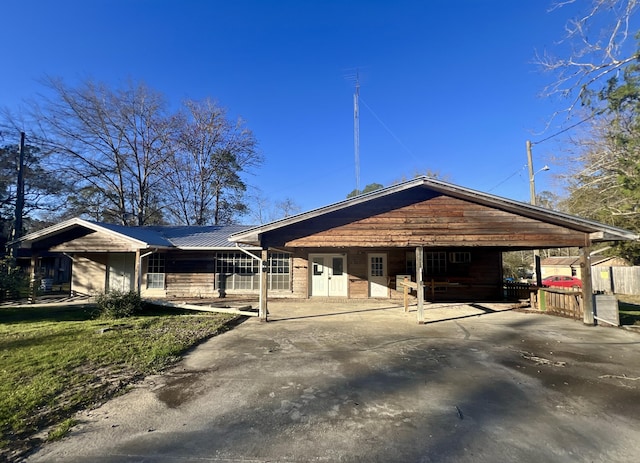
15 177 638 324
228 177 637 322
540 255 630 280
14 220 291 299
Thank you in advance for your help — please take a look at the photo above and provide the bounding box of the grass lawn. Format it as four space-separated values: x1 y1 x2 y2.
0 303 239 460
617 294 640 325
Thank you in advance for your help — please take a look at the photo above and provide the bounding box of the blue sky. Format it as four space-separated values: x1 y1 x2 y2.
1 0 587 217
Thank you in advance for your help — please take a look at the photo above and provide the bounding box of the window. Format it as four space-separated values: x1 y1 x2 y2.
406 252 416 275
215 251 291 291
449 252 471 264
215 252 259 291
146 253 165 289
269 252 291 291
332 257 344 276
370 256 384 277
425 252 447 276
313 257 324 276
447 251 471 277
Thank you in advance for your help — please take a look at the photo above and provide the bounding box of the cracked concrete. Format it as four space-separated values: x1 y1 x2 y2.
24 300 640 462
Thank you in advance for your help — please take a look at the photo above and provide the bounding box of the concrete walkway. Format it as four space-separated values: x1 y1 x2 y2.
25 300 640 462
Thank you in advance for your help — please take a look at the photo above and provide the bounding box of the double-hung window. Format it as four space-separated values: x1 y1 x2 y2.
146 253 165 289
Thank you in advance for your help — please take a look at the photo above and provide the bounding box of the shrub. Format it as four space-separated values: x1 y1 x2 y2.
95 290 143 319
0 257 29 301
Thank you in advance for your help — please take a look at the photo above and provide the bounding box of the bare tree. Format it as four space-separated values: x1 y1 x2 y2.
537 0 640 119
164 98 261 225
247 189 301 224
28 77 174 226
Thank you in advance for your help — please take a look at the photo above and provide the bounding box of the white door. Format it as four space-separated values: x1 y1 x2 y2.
107 253 135 292
309 254 347 297
368 253 388 298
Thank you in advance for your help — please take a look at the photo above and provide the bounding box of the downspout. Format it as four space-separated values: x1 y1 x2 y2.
590 246 611 256
138 249 158 294
235 244 266 321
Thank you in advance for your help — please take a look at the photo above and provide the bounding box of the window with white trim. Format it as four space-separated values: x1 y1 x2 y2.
214 252 292 291
146 253 165 289
268 252 291 291
215 252 259 291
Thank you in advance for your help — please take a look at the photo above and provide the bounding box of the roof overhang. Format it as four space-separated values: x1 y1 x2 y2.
13 218 156 250
229 177 639 246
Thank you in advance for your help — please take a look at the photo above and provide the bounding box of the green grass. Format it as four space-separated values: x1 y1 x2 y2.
0 303 238 459
617 295 640 326
47 418 78 442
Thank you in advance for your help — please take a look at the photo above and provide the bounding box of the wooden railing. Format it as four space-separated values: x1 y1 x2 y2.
534 287 584 320
503 282 533 300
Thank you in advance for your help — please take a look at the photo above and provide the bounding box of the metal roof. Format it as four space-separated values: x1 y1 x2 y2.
146 224 257 249
229 176 639 245
540 256 621 266
14 218 257 250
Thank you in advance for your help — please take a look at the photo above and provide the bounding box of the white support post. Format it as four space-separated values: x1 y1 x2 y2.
235 245 267 322
260 249 268 322
416 246 424 324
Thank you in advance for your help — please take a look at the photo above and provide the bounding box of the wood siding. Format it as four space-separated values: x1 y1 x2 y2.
267 196 587 249
72 253 107 295
287 247 503 301
52 230 140 252
163 252 217 298
291 251 309 298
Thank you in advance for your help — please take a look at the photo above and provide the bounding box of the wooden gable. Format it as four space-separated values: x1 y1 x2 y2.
261 191 587 249
50 229 142 252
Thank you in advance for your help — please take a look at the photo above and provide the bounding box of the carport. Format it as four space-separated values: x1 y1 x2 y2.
229 176 638 324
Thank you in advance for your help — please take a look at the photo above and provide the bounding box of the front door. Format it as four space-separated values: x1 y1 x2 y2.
368 253 388 298
107 253 135 292
309 254 347 297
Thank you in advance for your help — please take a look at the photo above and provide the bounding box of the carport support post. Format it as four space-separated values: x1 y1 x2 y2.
416 246 425 323
260 249 268 322
28 254 37 304
580 246 595 325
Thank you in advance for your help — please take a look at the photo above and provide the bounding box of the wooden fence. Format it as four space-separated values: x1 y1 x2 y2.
536 287 583 319
592 266 640 295
504 282 533 300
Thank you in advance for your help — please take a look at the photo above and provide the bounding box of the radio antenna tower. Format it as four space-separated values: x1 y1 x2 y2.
353 72 360 193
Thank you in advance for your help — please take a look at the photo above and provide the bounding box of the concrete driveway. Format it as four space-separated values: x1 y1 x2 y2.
25 301 640 462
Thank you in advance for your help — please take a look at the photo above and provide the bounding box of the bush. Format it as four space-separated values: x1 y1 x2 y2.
95 290 143 319
0 257 29 301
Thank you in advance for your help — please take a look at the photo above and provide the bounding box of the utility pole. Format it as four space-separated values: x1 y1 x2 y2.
527 139 542 285
526 139 536 206
11 132 26 256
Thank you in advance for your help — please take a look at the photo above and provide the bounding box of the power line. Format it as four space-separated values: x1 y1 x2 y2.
486 165 527 193
532 112 599 145
359 97 420 164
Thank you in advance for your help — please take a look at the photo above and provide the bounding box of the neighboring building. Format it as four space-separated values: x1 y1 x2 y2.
540 256 630 280
15 177 638 309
